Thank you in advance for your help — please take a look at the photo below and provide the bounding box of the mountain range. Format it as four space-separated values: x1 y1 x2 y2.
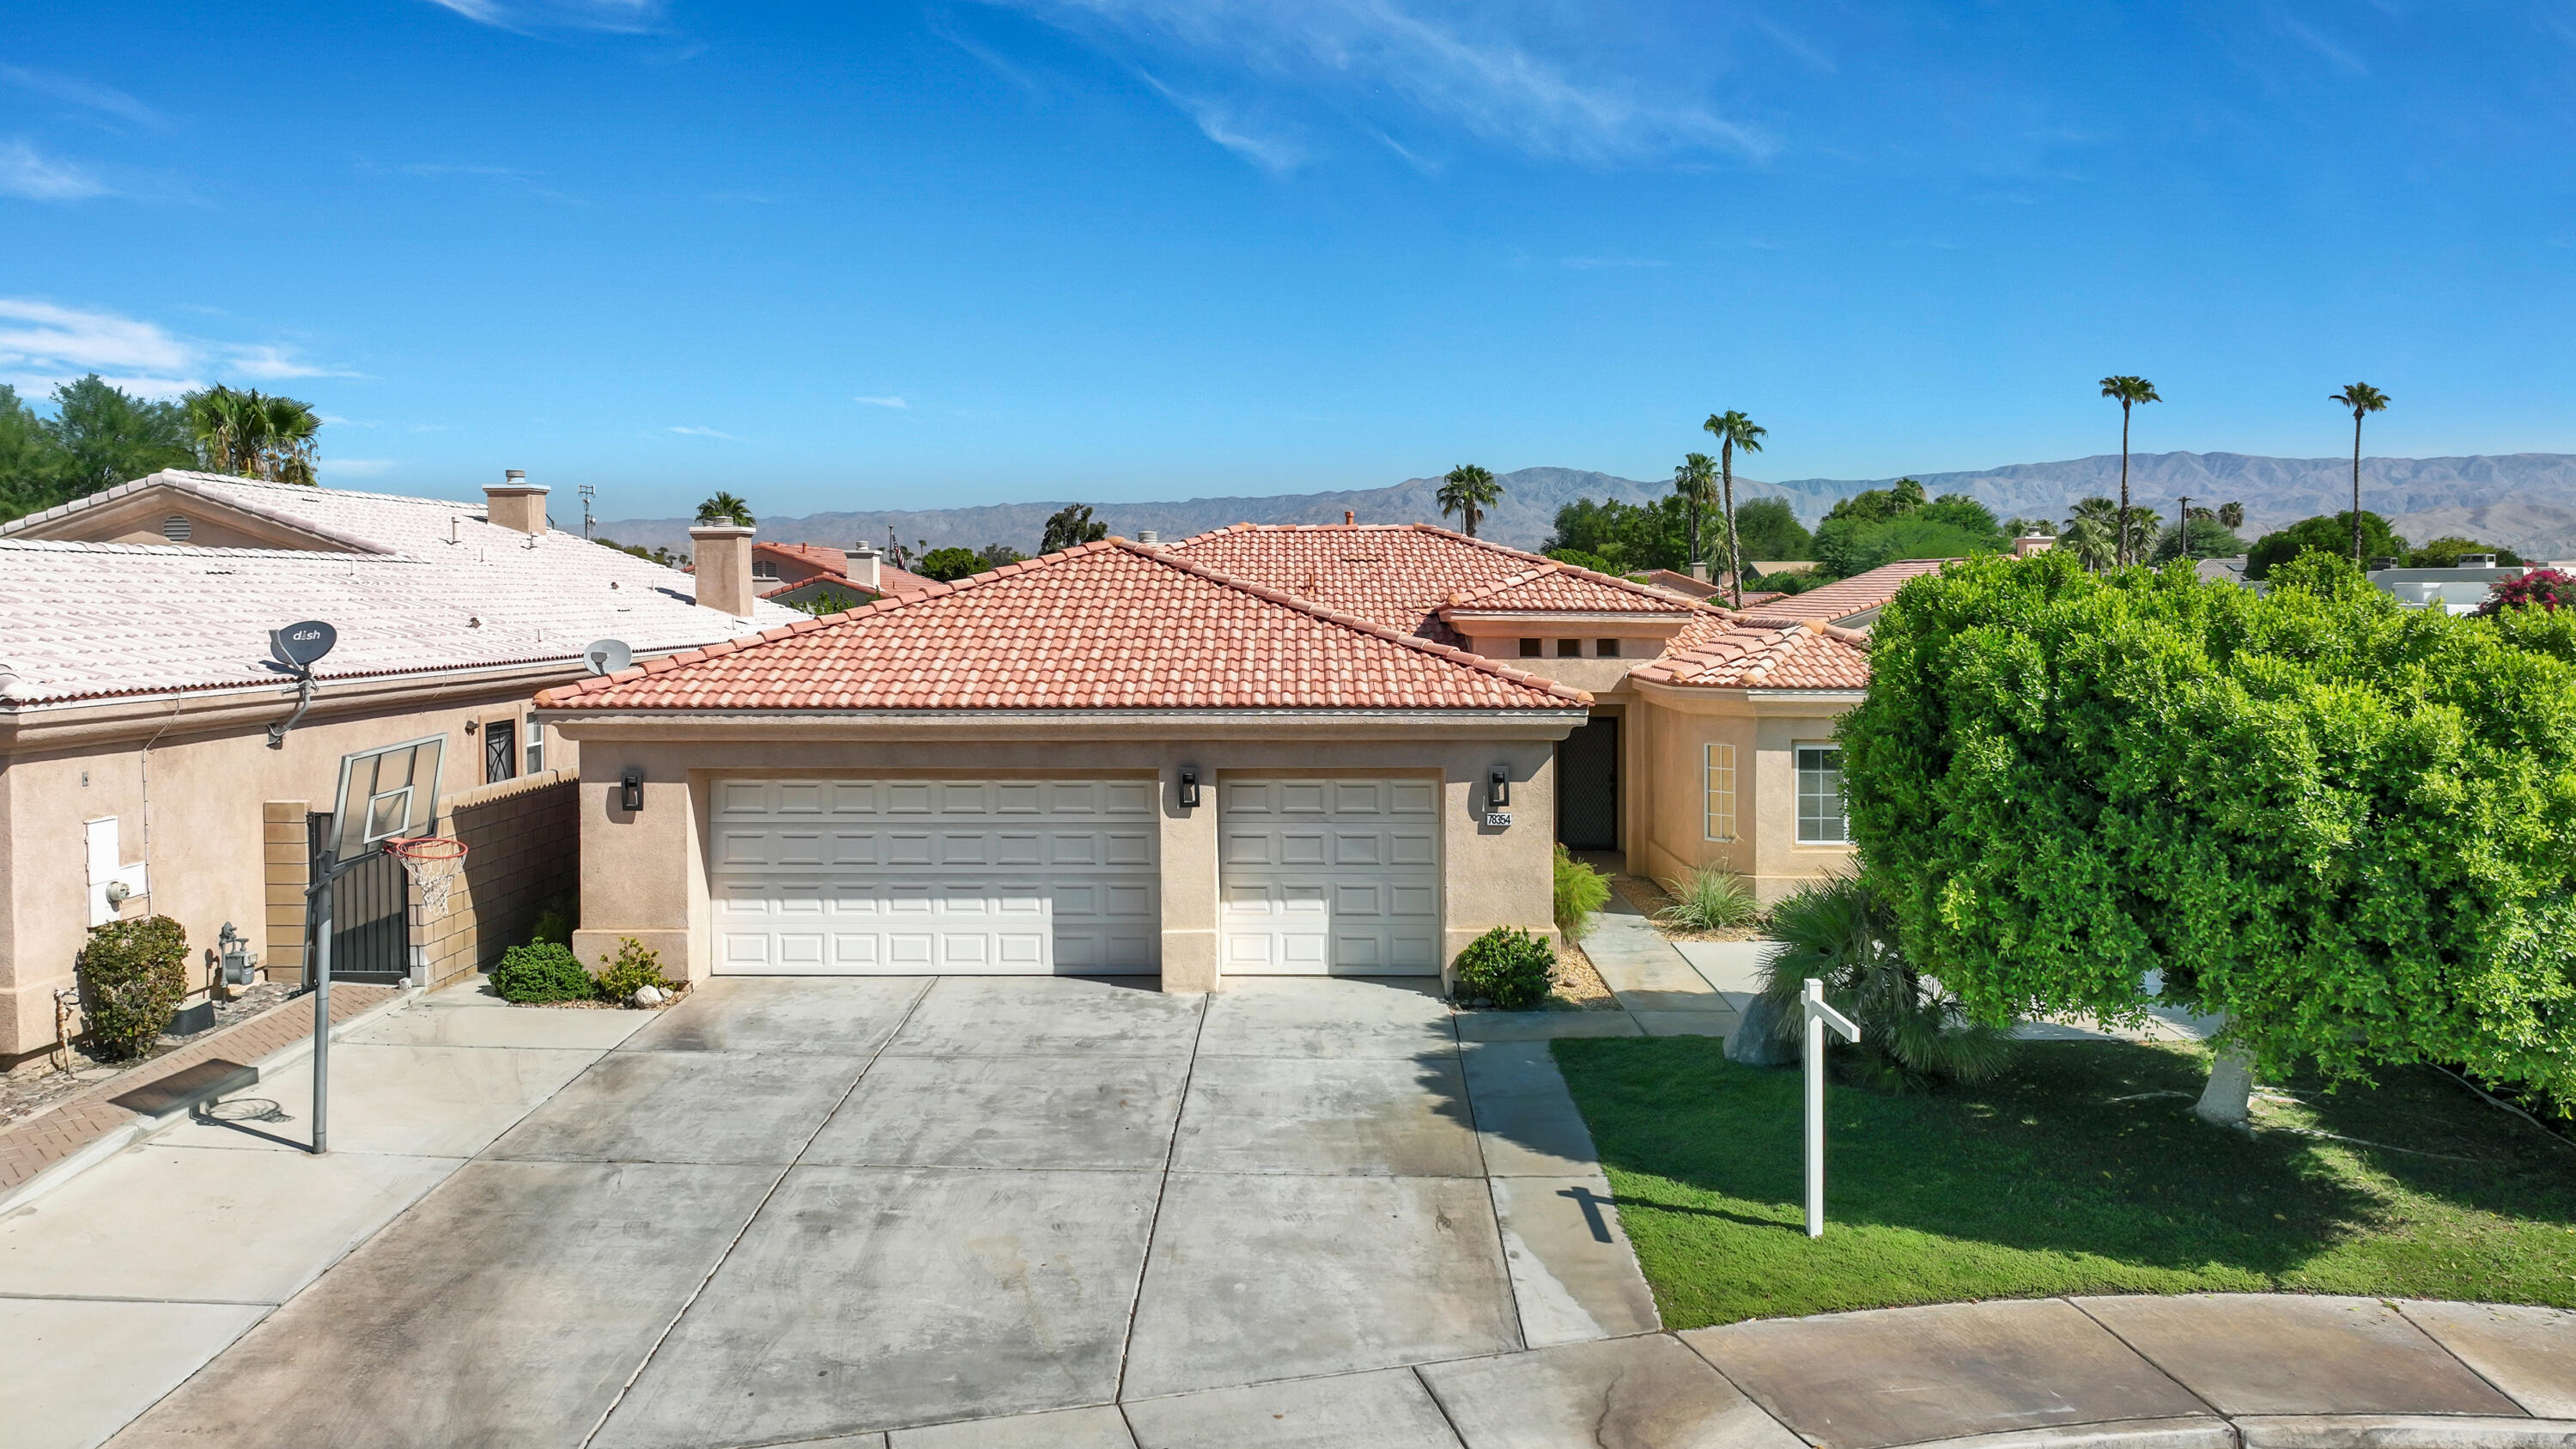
594 452 2576 561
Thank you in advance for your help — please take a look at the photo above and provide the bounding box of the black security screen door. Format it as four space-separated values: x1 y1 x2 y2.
1556 715 1619 851
307 813 410 983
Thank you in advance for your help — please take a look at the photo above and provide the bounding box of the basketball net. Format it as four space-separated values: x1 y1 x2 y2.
386 837 469 918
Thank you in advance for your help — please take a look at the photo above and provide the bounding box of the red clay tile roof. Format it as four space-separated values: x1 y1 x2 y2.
1747 558 1953 624
1439 562 1699 617
539 540 1594 712
1163 523 1691 642
1629 612 1873 691
756 541 848 571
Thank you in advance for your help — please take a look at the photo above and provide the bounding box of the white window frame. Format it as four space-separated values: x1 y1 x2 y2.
524 710 544 776
1796 743 1849 845
1703 742 1736 842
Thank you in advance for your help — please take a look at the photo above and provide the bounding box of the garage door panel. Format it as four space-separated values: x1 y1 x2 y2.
713 778 1158 976
1332 831 1385 867
1220 778 1442 977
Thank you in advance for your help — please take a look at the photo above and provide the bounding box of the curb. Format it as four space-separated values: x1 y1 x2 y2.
1892 1418 2239 1449
0 987 422 1219
2235 1417 2576 1448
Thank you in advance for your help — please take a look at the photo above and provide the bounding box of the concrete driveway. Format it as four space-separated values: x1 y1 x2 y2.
31 974 1653 1447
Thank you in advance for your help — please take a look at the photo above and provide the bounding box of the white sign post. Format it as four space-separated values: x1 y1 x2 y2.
1801 977 1861 1238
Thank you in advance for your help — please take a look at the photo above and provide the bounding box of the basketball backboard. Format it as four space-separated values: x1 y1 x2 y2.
326 734 447 864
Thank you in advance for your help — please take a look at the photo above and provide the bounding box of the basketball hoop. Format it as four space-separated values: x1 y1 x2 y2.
386 836 468 917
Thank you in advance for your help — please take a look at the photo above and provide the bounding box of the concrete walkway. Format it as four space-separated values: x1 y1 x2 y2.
8 975 2573 1448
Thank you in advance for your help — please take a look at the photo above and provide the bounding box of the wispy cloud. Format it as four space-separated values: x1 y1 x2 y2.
854 394 910 409
933 13 1048 96
0 66 167 129
422 0 664 34
2274 12 2368 77
0 298 355 398
668 424 734 438
987 0 1767 169
0 140 108 200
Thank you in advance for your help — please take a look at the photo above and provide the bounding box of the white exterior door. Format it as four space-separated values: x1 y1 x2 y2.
709 778 1158 975
1219 777 1443 975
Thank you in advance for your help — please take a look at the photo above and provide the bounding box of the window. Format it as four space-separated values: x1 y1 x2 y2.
1557 639 1583 658
1596 638 1622 659
1796 745 1848 844
161 514 191 542
1520 638 1542 658
524 711 544 775
1704 742 1735 841
483 719 517 785
751 557 780 580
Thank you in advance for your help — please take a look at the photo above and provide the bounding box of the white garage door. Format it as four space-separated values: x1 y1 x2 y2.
710 779 1158 975
1220 778 1443 975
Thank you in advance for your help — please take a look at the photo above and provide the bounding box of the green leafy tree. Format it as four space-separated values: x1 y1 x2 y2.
44 375 192 496
1731 497 1813 562
1041 502 1109 553
2405 537 2522 568
1542 546 1620 575
2002 516 2057 539
1437 463 1501 538
975 543 1026 569
1671 453 1716 570
0 383 69 520
2150 516 2248 563
2329 382 2392 565
695 491 756 527
916 545 987 581
1543 496 1692 574
1823 477 1927 525
2245 512 2404 581
1813 515 1996 578
1704 411 1766 608
1917 493 2006 545
1840 548 2576 1125
2099 375 2161 566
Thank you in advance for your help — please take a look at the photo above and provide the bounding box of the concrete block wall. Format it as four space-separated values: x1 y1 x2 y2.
416 770 579 989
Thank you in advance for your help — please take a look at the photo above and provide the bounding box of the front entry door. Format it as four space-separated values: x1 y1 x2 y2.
1557 715 1619 850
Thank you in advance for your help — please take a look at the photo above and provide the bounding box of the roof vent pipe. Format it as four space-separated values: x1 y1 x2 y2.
1137 530 1159 546
1345 510 1355 525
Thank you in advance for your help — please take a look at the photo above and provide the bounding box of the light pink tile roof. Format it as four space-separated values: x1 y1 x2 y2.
540 540 1594 712
1628 612 1873 691
0 471 799 707
1747 558 1953 624
1163 523 1692 642
753 544 937 600
756 541 847 573
1439 562 1699 617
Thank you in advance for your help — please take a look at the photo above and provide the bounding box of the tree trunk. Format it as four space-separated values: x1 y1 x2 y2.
2194 1044 2256 1128
1722 444 1742 609
2351 415 2363 566
2117 406 2131 567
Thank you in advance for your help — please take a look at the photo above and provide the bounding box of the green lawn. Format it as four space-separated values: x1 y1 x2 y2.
1552 1035 2576 1329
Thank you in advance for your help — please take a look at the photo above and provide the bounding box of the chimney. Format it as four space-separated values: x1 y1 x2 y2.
1690 561 1710 583
1344 510 1355 526
690 523 758 616
1137 529 1159 546
847 541 883 590
2013 534 2057 558
485 470 548 534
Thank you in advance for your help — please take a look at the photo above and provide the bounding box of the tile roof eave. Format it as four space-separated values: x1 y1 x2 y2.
2 647 622 710
538 538 1597 711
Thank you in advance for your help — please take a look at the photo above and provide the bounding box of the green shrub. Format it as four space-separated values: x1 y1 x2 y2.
1553 845 1611 941
489 942 592 1003
76 915 189 1060
526 900 572 948
1452 926 1556 1011
1754 874 2012 1093
593 937 677 1004
1656 867 1761 931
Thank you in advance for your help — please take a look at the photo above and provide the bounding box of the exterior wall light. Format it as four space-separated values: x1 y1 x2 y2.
1488 764 1510 808
1178 767 1202 809
619 767 646 813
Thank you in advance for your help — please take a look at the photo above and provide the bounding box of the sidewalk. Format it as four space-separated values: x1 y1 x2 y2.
1462 893 1758 1044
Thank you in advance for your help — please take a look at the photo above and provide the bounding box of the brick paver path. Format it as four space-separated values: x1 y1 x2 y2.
0 984 398 1196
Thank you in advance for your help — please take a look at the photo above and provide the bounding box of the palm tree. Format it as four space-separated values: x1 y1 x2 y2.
1704 411 1766 608
1437 464 1501 538
696 491 756 527
1671 453 1717 570
255 393 319 484
2329 383 2391 565
2098 375 2160 566
2061 496 2121 570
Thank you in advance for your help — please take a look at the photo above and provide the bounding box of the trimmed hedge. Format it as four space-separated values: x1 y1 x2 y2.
77 915 190 1060
489 942 592 1003
1453 926 1556 1012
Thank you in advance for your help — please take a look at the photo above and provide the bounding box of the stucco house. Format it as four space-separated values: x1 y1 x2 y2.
0 470 799 1065
543 524 1938 994
753 539 936 611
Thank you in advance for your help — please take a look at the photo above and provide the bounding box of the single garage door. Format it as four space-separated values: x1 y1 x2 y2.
1219 777 1442 975
709 778 1158 975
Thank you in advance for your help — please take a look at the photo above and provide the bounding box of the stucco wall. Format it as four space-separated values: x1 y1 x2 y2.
1627 686 1859 904
0 690 578 1062
554 723 1571 993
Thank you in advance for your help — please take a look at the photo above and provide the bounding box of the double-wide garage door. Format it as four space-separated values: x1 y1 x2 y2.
1219 778 1443 975
710 778 1158 975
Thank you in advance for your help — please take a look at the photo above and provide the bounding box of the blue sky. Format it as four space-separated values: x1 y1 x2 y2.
5 2 2572 517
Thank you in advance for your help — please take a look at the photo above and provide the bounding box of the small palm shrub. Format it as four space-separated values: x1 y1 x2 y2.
1754 874 2011 1093
77 915 190 1059
490 942 592 1003
593 937 678 1004
1553 845 1611 941
1657 867 1761 931
1452 926 1556 1011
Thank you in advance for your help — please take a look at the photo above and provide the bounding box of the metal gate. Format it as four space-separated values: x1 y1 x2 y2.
307 813 412 984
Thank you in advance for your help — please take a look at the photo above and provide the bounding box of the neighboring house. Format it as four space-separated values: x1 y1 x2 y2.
1639 568 1784 610
755 540 937 612
541 525 1946 997
2368 560 2524 614
0 470 799 1065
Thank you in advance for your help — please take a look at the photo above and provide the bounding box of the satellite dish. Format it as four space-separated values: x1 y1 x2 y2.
270 621 337 671
582 638 633 676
